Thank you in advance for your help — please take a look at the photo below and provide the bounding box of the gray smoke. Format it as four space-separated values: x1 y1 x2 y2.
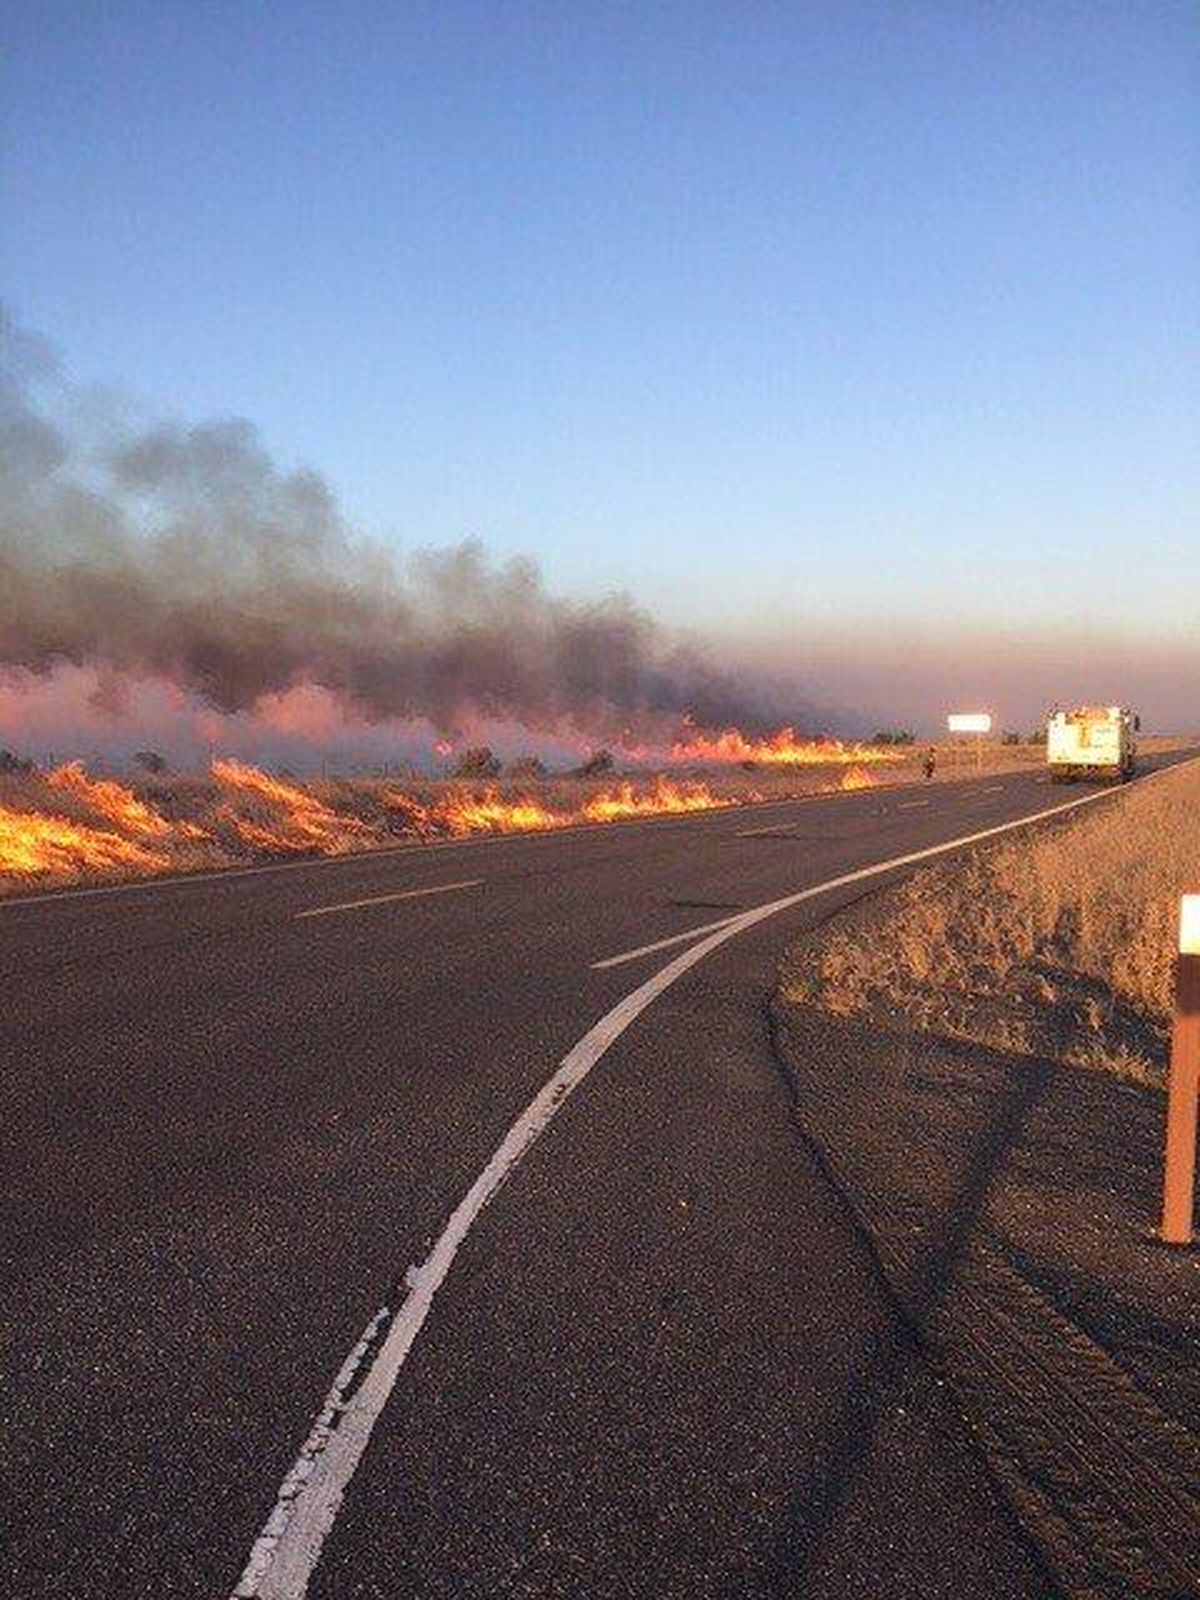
0 307 803 742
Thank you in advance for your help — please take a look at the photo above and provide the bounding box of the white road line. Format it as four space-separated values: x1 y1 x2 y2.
590 913 740 970
295 879 483 920
982 784 1005 793
897 799 930 809
229 773 1158 1600
733 823 796 838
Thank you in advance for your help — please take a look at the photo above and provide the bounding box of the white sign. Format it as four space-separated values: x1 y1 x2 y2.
947 712 992 735
1180 895 1200 956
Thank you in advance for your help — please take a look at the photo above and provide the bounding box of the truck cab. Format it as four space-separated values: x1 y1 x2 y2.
1046 705 1138 783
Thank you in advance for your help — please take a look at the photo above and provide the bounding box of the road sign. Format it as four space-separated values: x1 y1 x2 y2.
947 713 992 734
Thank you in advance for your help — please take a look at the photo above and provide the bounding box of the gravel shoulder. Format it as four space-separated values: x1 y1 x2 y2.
773 884 1200 1599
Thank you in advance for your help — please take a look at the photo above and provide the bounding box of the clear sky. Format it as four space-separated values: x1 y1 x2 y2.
2 1 1197 729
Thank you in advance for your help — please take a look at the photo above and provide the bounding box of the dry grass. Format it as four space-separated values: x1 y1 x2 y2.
782 758 1200 1085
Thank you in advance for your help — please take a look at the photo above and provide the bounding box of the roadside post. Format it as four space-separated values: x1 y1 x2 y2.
1160 893 1200 1245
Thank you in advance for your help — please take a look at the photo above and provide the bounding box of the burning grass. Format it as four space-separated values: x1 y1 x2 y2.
670 725 900 766
0 735 1185 899
0 758 855 895
781 758 1200 1084
0 805 170 878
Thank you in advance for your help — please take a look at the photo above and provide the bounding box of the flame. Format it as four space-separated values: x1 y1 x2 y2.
0 803 169 878
671 725 899 766
211 758 371 854
430 791 561 835
0 764 207 880
837 765 875 791
45 761 189 838
0 751 872 893
387 777 728 838
581 777 727 822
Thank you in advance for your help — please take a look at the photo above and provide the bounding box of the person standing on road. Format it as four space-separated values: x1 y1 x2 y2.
923 746 936 781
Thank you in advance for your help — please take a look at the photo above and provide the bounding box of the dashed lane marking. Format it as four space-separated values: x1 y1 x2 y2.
295 879 483 920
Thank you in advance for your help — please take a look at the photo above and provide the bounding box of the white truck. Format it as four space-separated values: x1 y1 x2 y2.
1046 705 1138 783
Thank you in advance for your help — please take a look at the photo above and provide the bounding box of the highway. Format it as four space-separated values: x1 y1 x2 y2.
4 757 1186 1599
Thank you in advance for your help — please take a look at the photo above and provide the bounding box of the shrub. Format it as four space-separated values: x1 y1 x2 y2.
452 746 502 779
506 754 547 779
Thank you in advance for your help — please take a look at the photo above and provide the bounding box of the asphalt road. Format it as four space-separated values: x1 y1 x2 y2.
4 755 1187 1599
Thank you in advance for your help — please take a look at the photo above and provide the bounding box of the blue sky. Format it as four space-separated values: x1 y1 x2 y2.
3 1 1197 723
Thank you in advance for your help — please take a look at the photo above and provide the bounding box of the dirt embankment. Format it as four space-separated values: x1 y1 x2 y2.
774 760 1200 1598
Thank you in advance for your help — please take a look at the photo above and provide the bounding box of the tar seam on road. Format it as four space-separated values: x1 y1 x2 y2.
295 879 484 919
227 771 1172 1599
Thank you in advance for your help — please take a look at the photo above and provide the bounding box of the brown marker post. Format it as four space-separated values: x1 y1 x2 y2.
1161 893 1200 1245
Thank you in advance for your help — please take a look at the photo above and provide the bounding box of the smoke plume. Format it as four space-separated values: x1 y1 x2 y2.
1 307 797 744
